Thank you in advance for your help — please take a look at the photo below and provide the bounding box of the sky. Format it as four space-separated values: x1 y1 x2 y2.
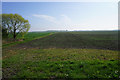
2 2 118 31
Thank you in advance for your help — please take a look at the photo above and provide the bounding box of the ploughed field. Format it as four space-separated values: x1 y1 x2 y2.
16 31 118 50
2 31 119 78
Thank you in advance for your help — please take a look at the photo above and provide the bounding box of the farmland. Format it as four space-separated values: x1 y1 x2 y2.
2 32 53 47
2 31 119 79
15 31 118 50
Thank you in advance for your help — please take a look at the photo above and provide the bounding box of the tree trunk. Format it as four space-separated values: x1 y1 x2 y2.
13 29 16 39
13 33 16 39
13 21 17 39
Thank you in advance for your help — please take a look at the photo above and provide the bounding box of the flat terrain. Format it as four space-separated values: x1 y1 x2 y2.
2 31 119 79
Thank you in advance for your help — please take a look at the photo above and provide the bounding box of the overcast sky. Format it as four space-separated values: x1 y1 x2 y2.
2 2 118 31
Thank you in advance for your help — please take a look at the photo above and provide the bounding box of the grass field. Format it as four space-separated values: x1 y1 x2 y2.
2 31 119 79
2 32 53 47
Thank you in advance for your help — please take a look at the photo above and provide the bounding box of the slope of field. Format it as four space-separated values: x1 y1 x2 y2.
16 31 118 50
2 31 119 79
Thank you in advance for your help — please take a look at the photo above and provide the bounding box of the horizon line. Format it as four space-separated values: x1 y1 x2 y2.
29 29 119 32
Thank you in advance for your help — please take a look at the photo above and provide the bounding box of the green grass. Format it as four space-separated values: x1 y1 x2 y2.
12 60 118 78
7 60 118 78
2 48 119 78
2 32 54 47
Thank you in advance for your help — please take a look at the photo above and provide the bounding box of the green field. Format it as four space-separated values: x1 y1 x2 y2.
2 31 119 79
2 32 53 47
